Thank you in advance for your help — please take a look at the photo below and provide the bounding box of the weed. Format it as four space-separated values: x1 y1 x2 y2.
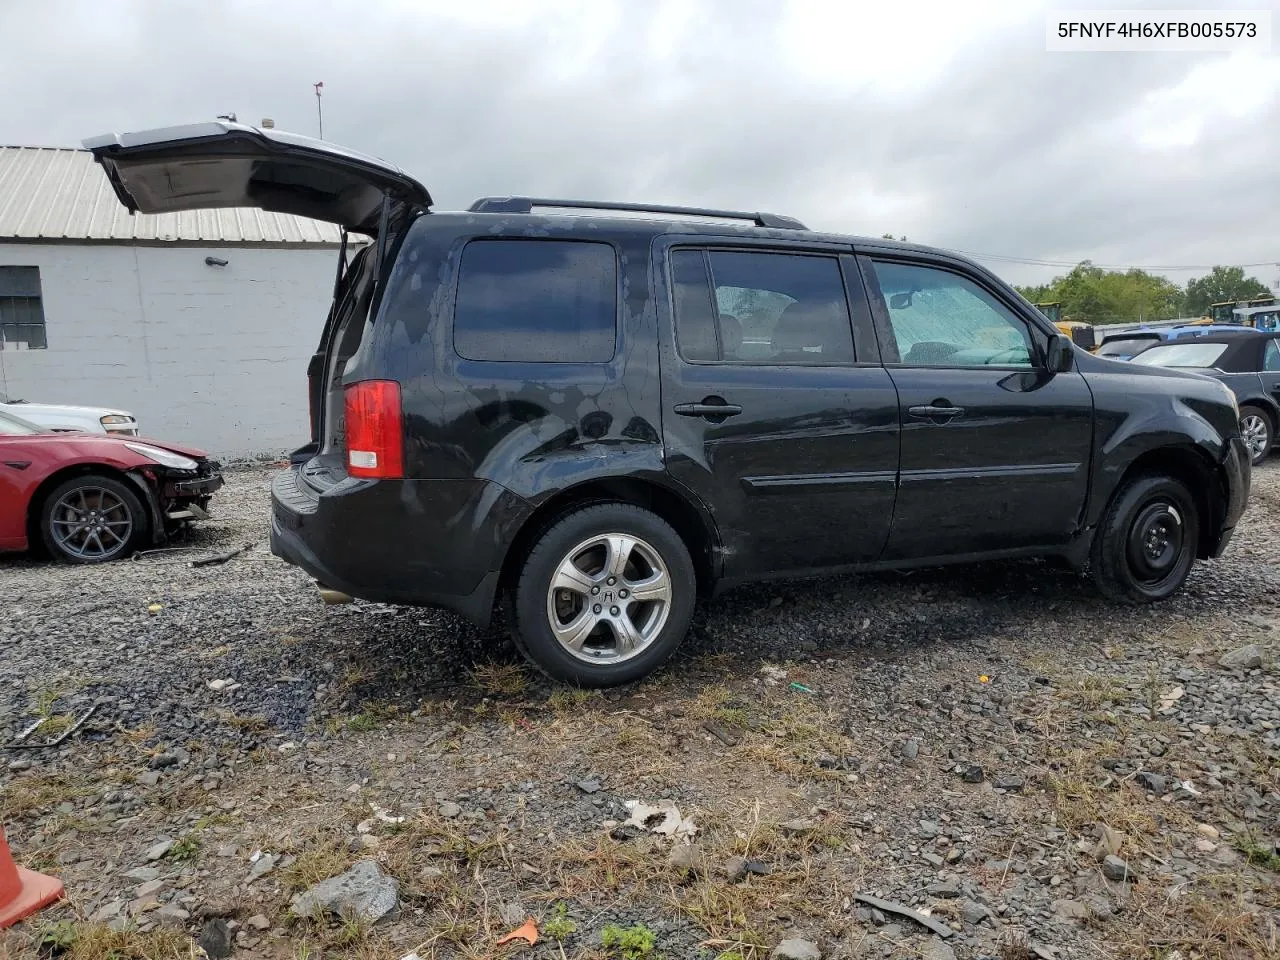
547 687 597 714
1232 830 1280 871
35 919 79 955
542 902 577 940
601 922 658 959
167 833 201 862
345 713 380 733
469 662 527 697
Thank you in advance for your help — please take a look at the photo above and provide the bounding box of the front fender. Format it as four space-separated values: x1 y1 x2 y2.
1085 394 1230 531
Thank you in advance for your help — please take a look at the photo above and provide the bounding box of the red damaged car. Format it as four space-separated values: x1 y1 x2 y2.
0 408 224 563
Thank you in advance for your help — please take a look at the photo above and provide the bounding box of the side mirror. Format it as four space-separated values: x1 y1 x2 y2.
1046 333 1074 373
889 292 912 309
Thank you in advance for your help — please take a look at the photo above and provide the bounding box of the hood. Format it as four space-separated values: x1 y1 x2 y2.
3 400 133 419
84 121 431 236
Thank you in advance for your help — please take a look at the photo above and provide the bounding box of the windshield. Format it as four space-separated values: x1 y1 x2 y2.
0 408 43 435
1097 336 1158 357
1131 342 1229 368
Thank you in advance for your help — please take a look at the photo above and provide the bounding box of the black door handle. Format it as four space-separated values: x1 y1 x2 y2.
674 398 743 419
909 403 964 420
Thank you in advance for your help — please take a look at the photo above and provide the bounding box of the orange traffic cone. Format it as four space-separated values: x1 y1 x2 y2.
0 826 64 928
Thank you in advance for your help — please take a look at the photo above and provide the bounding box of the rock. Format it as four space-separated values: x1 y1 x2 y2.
772 938 821 960
923 852 945 867
927 879 962 898
216 844 238 858
725 856 749 882
667 843 702 876
499 900 525 926
1134 772 1166 794
1052 898 1090 920
56 850 81 865
993 774 1025 792
135 879 166 898
1218 644 1263 670
144 840 174 862
919 820 940 839
151 752 180 769
290 859 398 924
961 764 984 783
959 899 988 924
1101 855 1136 882
1196 824 1220 840
781 818 816 836
438 801 462 819
91 901 124 923
137 771 162 787
246 914 271 931
1194 839 1217 853
7 759 32 772
944 847 965 864
1094 825 1124 859
198 919 234 959
154 905 190 929
920 939 957 960
575 778 601 794
124 866 160 882
901 740 920 763
246 854 276 882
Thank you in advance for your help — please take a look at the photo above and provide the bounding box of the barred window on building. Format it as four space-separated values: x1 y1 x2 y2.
0 266 47 350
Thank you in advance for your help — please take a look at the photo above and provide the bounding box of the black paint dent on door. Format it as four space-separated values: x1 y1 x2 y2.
656 237 900 580
859 254 1094 560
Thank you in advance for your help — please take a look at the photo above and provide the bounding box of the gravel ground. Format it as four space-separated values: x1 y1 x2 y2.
1 464 1277 960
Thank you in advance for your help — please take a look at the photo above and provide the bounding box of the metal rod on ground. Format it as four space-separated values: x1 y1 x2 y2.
191 542 254 568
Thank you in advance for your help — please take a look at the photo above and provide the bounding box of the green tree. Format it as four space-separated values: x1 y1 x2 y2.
1184 266 1272 316
1014 261 1183 324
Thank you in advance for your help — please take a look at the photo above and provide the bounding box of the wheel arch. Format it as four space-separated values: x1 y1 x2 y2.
1109 445 1223 559
26 464 157 551
497 476 720 600
1238 396 1278 431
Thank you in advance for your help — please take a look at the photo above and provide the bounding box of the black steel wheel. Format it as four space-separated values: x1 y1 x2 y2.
1091 474 1198 603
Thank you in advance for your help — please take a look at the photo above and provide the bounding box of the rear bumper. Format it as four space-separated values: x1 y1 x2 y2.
1209 436 1250 558
268 465 532 625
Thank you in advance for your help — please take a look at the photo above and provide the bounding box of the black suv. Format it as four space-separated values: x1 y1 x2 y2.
88 123 1251 686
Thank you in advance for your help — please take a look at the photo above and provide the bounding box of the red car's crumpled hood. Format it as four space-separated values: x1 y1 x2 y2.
25 431 210 461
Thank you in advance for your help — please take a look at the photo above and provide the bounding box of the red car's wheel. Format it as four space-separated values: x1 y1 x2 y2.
40 474 148 563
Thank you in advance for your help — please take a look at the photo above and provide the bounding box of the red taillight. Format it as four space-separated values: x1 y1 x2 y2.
344 380 404 479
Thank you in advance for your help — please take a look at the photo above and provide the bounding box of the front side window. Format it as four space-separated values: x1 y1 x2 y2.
1264 339 1280 371
1131 342 1229 368
0 266 47 351
873 261 1034 367
671 249 854 364
453 240 617 362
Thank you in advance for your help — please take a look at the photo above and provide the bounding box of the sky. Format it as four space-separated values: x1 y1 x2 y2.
2 0 1277 290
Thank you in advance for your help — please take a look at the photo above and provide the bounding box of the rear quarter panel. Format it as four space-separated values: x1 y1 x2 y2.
356 214 668 500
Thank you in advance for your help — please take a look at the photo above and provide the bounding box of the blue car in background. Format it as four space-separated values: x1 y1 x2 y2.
1096 323 1258 361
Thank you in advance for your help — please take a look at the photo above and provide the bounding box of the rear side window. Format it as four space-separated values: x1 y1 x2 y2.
454 239 617 362
670 249 854 364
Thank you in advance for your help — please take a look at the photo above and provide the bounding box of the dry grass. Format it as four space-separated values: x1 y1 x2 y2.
0 772 96 822
30 921 195 960
468 662 528 698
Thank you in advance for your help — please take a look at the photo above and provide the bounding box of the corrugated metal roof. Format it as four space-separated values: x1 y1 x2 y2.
0 146 345 245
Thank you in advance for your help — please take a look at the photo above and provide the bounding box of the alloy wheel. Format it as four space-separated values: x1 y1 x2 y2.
49 486 134 561
545 533 673 663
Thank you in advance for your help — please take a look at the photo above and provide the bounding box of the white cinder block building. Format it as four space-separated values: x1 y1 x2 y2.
0 146 350 458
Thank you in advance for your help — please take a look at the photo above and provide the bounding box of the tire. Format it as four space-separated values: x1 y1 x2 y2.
510 503 697 686
1090 474 1198 603
1239 404 1272 465
40 474 149 564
